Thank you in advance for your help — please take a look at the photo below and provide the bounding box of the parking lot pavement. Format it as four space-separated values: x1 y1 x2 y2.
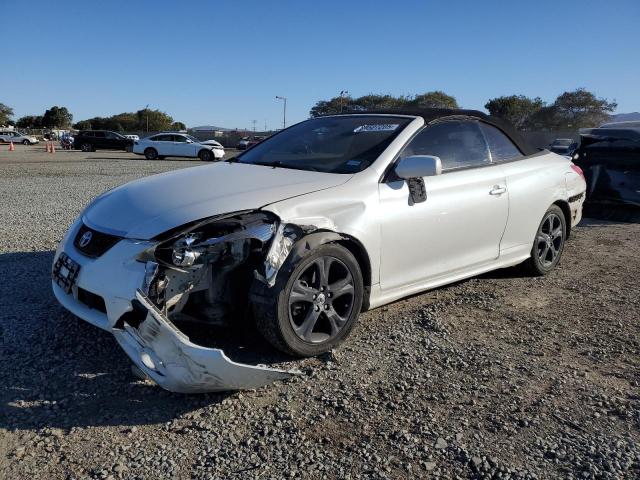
1 148 639 479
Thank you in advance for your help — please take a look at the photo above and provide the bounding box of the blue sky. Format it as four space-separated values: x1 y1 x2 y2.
1 0 638 129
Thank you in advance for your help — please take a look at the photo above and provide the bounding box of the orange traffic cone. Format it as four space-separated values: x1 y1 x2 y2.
50 142 56 154
8 142 15 151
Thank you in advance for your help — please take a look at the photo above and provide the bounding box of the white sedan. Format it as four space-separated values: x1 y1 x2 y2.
132 133 224 161
52 109 586 393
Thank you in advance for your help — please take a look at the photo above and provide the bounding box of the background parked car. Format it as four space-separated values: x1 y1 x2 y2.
237 135 266 150
133 133 224 161
124 134 140 141
74 130 134 152
573 128 640 219
548 138 578 155
0 130 39 145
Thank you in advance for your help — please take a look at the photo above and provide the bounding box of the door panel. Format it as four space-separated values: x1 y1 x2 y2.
378 164 508 291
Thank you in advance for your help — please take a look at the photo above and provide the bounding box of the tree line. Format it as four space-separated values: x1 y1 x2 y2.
309 88 617 130
0 104 185 132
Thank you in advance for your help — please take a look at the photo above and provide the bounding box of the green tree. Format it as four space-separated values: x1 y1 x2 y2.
16 115 44 128
551 88 617 128
484 95 545 130
170 121 187 131
0 103 14 125
42 106 73 128
411 91 459 109
136 108 173 131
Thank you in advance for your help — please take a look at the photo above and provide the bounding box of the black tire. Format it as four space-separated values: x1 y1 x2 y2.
158 156 166 160
22 139 30 145
144 148 158 160
253 243 364 357
521 205 567 276
81 143 93 152
198 149 213 161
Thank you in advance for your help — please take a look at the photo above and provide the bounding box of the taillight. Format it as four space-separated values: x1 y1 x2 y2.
571 164 585 180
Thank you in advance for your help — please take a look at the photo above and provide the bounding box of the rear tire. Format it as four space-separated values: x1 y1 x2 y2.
81 143 93 152
144 148 158 160
22 140 30 145
198 149 213 161
521 205 566 276
253 243 363 357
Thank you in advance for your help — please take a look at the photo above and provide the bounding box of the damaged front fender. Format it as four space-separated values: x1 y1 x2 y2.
112 290 296 393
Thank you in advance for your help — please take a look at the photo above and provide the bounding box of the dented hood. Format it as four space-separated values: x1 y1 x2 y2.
83 162 352 239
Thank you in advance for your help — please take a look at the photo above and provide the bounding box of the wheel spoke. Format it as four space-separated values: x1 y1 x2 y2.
326 308 347 336
551 226 562 239
290 281 316 303
539 243 550 263
294 308 321 341
329 277 354 298
314 257 333 287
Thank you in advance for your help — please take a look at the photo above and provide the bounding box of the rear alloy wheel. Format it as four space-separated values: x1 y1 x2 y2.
198 149 213 161
81 143 93 152
144 148 158 160
254 244 363 356
22 140 30 145
522 205 566 276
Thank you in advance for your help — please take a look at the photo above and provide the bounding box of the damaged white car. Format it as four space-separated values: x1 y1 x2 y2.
52 109 586 393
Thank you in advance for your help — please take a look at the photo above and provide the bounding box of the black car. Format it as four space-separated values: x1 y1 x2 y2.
573 128 640 220
74 130 134 152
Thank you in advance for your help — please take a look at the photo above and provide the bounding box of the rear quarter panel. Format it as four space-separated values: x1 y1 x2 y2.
499 152 571 251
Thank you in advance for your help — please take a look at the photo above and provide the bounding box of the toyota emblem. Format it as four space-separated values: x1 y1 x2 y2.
79 231 93 248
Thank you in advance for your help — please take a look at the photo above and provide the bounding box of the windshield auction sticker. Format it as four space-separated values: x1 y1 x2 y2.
353 124 399 133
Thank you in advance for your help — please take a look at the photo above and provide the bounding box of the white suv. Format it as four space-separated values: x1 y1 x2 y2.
0 131 39 145
133 133 224 161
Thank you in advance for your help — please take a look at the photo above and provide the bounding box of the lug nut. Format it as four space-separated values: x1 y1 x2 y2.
315 305 320 311
312 294 317 300
324 304 329 310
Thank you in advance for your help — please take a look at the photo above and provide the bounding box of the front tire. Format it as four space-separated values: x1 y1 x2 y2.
198 149 213 161
22 140 30 145
81 143 93 152
253 244 363 357
144 148 158 160
522 205 566 276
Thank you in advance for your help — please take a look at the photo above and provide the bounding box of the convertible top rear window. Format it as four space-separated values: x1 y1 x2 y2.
236 116 412 173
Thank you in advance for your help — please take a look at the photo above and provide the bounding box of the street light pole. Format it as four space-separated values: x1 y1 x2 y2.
339 90 349 113
145 104 149 133
275 96 287 129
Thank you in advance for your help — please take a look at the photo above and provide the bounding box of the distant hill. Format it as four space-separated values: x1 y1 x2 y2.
609 112 640 123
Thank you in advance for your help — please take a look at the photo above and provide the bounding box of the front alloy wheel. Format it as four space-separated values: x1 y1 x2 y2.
254 244 364 356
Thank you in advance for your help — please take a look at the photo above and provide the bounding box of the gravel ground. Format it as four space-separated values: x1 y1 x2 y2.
1 146 639 479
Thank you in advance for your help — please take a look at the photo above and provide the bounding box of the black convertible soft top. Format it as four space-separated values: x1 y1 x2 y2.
341 108 538 156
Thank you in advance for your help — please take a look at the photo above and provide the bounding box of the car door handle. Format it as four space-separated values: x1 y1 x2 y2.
489 185 507 196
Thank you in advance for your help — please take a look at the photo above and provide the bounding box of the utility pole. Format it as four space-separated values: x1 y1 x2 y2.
339 90 349 113
264 119 267 131
145 104 149 133
275 96 287 129
252 119 257 132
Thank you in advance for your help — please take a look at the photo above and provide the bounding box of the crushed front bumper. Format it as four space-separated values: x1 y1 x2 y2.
112 291 294 393
52 231 295 394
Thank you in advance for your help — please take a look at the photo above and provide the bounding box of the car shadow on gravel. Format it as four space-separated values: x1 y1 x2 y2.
0 250 289 432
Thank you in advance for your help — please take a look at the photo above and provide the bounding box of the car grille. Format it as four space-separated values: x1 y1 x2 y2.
73 223 122 258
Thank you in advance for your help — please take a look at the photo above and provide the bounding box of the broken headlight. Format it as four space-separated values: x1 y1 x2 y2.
152 212 279 269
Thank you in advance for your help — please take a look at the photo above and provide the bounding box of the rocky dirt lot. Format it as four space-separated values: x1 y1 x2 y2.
1 147 639 479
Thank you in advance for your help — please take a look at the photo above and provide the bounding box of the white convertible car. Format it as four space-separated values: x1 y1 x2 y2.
52 109 586 393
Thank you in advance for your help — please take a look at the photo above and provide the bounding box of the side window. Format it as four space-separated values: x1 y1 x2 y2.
173 135 188 142
399 120 490 171
93 131 106 138
83 131 94 137
479 123 522 162
105 131 117 139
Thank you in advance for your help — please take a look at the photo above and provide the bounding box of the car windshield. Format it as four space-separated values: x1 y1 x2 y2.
185 134 200 142
553 139 573 146
236 116 411 173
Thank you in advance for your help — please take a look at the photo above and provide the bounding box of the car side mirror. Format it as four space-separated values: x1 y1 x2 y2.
395 155 442 179
186 139 193 143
